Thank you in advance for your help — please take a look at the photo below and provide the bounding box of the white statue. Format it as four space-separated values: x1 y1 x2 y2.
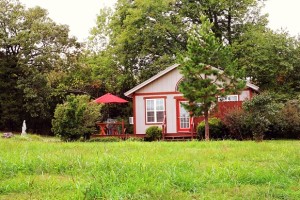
21 120 27 136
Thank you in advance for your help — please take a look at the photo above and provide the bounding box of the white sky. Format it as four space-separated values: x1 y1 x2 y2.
19 0 300 42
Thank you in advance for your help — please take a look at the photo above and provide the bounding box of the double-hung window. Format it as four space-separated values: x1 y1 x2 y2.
146 98 165 123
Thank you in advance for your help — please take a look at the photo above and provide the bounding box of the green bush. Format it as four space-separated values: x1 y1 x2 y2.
88 137 122 142
145 126 162 141
223 108 252 140
197 118 224 140
52 95 101 141
242 92 282 141
224 94 300 140
246 113 270 142
273 99 300 139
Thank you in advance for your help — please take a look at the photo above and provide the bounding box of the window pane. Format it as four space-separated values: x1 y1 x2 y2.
228 95 238 101
179 101 190 129
156 99 164 111
156 111 164 122
146 100 154 111
146 98 165 123
147 111 155 122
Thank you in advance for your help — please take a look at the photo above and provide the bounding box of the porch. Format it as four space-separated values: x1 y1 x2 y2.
93 120 127 138
163 132 197 140
161 115 197 140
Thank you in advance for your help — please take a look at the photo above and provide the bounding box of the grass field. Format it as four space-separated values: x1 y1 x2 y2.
0 135 299 199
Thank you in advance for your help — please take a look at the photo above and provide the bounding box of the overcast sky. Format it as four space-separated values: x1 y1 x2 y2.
19 0 300 42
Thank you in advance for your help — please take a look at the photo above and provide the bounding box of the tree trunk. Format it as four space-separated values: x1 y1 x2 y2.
204 109 210 141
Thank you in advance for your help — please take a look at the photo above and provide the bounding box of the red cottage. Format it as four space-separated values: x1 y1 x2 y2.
124 64 259 139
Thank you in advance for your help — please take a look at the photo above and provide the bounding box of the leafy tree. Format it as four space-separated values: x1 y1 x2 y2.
179 17 245 140
233 25 300 96
0 0 80 131
87 0 266 96
52 95 101 141
171 0 267 44
87 0 184 94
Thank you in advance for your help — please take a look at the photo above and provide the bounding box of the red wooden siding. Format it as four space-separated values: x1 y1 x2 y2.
216 101 243 119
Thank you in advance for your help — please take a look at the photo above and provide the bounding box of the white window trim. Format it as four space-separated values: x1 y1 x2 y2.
146 99 165 123
218 95 239 102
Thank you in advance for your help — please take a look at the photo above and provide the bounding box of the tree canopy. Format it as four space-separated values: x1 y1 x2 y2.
0 0 81 132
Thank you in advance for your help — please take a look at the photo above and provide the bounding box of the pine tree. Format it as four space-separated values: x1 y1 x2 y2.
179 16 245 141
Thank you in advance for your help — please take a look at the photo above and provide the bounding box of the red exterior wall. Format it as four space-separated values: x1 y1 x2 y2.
193 101 244 127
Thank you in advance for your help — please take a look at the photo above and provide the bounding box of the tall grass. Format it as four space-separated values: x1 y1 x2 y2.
0 136 299 199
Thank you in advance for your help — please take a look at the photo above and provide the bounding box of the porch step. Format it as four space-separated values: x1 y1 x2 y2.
163 132 197 141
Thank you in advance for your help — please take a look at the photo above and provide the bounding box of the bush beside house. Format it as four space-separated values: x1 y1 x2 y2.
223 93 300 140
197 118 224 140
145 126 162 141
52 95 101 141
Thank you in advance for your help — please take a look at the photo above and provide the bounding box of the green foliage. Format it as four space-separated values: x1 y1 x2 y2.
87 0 265 94
197 118 224 140
224 93 300 140
246 113 270 142
0 0 81 132
0 139 299 199
51 95 101 141
179 16 245 140
177 0 266 44
233 26 300 95
145 126 162 141
272 99 300 139
86 0 181 95
222 108 252 140
242 92 282 141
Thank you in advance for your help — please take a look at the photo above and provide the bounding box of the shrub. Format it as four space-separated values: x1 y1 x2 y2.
224 93 300 140
246 113 270 142
197 118 224 140
243 92 282 141
145 126 162 141
52 95 101 141
273 99 300 139
223 108 251 140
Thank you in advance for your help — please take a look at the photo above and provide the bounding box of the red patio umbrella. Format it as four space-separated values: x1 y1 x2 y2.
94 93 128 104
94 93 128 134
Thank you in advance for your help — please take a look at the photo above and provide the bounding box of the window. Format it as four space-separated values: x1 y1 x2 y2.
146 99 165 123
179 101 190 129
218 95 238 102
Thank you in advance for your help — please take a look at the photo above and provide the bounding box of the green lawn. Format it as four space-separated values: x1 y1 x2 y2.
0 136 299 199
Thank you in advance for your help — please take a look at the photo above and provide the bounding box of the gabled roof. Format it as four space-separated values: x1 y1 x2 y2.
124 63 180 97
124 63 259 97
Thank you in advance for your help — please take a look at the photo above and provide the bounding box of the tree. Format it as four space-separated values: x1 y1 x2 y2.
0 0 81 132
233 26 300 96
179 16 245 140
87 0 266 95
173 0 267 44
87 0 184 94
